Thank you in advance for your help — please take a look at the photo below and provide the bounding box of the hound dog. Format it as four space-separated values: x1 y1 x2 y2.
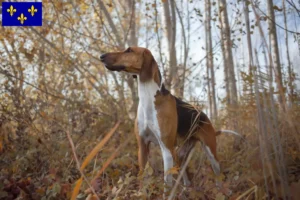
100 47 239 191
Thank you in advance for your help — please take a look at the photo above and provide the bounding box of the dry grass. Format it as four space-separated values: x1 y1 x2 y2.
0 102 299 199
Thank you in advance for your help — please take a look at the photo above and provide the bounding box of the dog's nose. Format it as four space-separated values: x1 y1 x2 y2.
100 53 107 61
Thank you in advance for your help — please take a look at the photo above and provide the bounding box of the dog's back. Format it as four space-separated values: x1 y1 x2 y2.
175 98 211 137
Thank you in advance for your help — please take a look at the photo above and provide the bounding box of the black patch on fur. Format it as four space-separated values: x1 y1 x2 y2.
158 70 162 85
175 98 208 137
159 84 169 95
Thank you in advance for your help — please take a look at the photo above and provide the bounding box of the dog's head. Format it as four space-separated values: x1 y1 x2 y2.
100 47 160 83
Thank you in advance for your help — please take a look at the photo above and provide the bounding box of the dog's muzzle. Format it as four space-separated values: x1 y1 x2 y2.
100 53 107 62
100 54 125 71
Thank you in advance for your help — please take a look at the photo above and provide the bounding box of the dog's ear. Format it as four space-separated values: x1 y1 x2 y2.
140 49 155 82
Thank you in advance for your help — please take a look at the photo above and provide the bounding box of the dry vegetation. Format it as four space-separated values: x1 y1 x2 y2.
1 0 300 199
0 94 299 200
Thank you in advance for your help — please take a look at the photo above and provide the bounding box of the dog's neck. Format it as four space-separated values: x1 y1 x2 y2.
137 67 162 101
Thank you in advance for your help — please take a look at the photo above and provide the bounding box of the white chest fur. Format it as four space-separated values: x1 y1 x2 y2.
137 79 160 144
136 78 174 186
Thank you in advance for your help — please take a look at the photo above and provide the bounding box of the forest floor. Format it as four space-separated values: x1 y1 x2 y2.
0 105 300 200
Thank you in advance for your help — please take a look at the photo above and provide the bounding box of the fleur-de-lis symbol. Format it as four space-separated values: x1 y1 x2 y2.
7 5 16 16
28 5 37 16
18 13 27 24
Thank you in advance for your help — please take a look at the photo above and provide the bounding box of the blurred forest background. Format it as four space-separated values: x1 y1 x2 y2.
0 0 300 199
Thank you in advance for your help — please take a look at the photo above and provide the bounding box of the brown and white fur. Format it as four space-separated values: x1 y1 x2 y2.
100 47 240 192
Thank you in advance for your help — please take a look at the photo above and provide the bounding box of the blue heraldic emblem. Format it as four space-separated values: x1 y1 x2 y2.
2 2 42 26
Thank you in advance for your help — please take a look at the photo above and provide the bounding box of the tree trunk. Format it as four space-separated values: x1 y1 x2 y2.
219 0 239 150
127 0 137 47
98 0 124 48
206 55 212 120
206 0 217 119
243 0 254 70
218 0 238 106
266 0 286 110
126 0 139 119
243 0 254 97
163 0 178 93
218 15 230 105
282 0 294 105
175 3 189 99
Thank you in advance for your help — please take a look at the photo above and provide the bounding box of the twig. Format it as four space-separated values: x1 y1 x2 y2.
168 148 195 200
70 122 120 199
66 130 100 200
85 135 133 194
286 0 300 18
253 3 300 34
235 185 258 200
0 69 72 102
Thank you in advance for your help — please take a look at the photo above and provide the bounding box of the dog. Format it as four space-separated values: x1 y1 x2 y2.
100 47 240 192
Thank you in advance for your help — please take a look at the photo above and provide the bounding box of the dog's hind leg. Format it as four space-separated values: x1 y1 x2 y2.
196 125 220 176
202 141 220 176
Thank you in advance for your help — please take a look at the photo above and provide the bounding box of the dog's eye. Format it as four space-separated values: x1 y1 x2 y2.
125 48 133 53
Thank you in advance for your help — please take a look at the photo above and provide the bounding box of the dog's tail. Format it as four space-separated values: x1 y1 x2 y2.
215 130 241 137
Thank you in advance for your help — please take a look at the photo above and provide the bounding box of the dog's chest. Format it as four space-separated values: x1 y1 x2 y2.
137 81 161 144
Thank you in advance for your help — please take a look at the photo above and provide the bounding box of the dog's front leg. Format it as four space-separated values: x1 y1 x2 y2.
160 145 174 188
137 137 149 173
147 122 175 197
135 119 149 174
159 140 177 200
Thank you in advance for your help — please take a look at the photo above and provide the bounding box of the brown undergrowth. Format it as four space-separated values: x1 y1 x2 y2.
0 101 299 200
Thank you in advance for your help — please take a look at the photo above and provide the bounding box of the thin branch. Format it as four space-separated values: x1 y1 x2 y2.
168 148 195 200
88 135 133 192
0 68 74 102
66 129 100 200
286 0 300 18
254 3 300 34
97 0 124 47
154 0 166 77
